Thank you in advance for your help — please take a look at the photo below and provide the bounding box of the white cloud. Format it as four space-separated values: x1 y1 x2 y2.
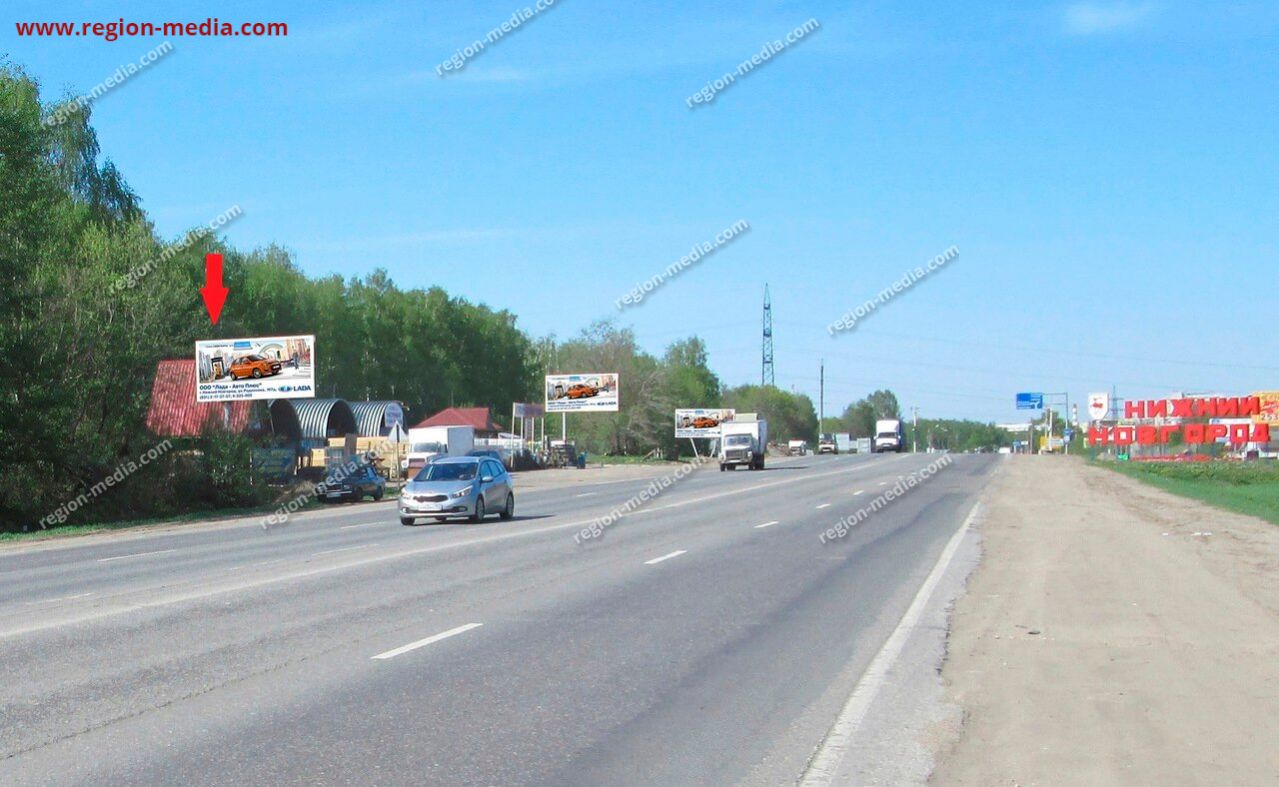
1063 2 1155 35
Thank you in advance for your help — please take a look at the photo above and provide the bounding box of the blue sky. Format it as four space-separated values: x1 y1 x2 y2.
6 0 1277 422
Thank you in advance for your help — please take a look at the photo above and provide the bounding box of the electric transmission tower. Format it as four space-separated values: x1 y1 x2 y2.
762 284 775 387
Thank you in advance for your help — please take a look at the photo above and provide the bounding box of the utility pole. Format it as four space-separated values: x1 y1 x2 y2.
819 359 824 436
912 406 919 453
761 284 775 387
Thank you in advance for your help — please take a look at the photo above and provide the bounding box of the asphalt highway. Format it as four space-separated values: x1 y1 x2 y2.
0 452 998 785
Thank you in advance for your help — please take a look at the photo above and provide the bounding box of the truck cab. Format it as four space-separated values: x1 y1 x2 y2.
873 419 905 453
719 417 768 471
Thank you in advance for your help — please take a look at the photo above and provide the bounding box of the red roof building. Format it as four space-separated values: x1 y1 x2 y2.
145 359 253 437
412 406 500 437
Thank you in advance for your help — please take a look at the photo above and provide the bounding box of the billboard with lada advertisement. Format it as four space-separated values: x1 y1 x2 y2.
545 373 619 412
675 408 735 438
196 335 316 403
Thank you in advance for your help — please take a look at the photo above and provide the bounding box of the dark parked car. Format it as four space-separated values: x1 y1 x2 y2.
317 464 385 503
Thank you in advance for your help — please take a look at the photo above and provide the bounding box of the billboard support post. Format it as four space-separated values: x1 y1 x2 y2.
689 438 700 460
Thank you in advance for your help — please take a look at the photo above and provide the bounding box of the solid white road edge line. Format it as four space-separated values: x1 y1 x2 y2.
799 500 983 786
644 550 687 565
754 521 781 529
371 622 483 660
96 549 176 563
312 544 376 557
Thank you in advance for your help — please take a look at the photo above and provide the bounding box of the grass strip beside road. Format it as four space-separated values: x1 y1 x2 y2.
1100 459 1279 525
0 498 327 544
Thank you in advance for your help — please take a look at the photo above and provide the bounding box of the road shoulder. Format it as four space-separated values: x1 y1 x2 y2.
930 456 1279 785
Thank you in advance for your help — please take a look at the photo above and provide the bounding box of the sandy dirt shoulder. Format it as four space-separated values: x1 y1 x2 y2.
931 456 1279 786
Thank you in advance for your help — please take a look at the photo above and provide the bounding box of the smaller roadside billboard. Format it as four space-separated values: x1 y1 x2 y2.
545 373 619 413
513 402 545 418
1253 391 1279 425
196 335 315 403
675 408 735 438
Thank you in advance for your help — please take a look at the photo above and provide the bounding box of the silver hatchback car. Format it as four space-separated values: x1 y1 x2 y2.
399 456 514 525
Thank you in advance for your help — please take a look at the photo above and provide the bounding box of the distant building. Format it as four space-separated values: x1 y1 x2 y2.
412 407 501 438
996 422 1032 433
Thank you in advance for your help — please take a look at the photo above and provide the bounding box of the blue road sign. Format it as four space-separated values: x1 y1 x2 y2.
1016 392 1044 410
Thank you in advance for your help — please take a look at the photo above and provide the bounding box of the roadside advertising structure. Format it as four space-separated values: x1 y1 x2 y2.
251 448 296 481
675 408 735 438
513 403 545 419
1254 391 1279 426
1087 392 1110 421
1087 394 1272 447
545 373 619 413
196 335 315 403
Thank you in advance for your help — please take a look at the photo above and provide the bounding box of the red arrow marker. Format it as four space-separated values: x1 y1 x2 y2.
200 253 229 325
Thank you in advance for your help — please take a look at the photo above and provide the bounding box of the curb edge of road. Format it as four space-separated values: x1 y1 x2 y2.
797 462 1000 786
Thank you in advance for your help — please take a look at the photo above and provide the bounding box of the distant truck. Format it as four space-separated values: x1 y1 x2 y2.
818 433 838 454
403 425 475 476
834 433 852 454
720 418 768 471
787 439 808 456
873 419 905 453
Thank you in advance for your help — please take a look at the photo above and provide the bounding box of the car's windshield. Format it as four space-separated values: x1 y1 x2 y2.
416 462 477 482
246 354 264 361
726 435 752 446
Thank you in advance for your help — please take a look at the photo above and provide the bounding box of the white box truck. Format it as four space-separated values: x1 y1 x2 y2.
720 417 768 471
403 425 475 476
873 419 905 453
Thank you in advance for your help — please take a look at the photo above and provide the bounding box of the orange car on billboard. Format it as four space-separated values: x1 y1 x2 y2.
692 416 720 429
229 354 283 380
566 384 599 399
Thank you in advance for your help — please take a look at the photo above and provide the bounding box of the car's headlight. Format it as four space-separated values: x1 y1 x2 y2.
451 485 473 498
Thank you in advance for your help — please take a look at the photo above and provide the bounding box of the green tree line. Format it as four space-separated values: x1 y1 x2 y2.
0 66 540 531
0 64 735 531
